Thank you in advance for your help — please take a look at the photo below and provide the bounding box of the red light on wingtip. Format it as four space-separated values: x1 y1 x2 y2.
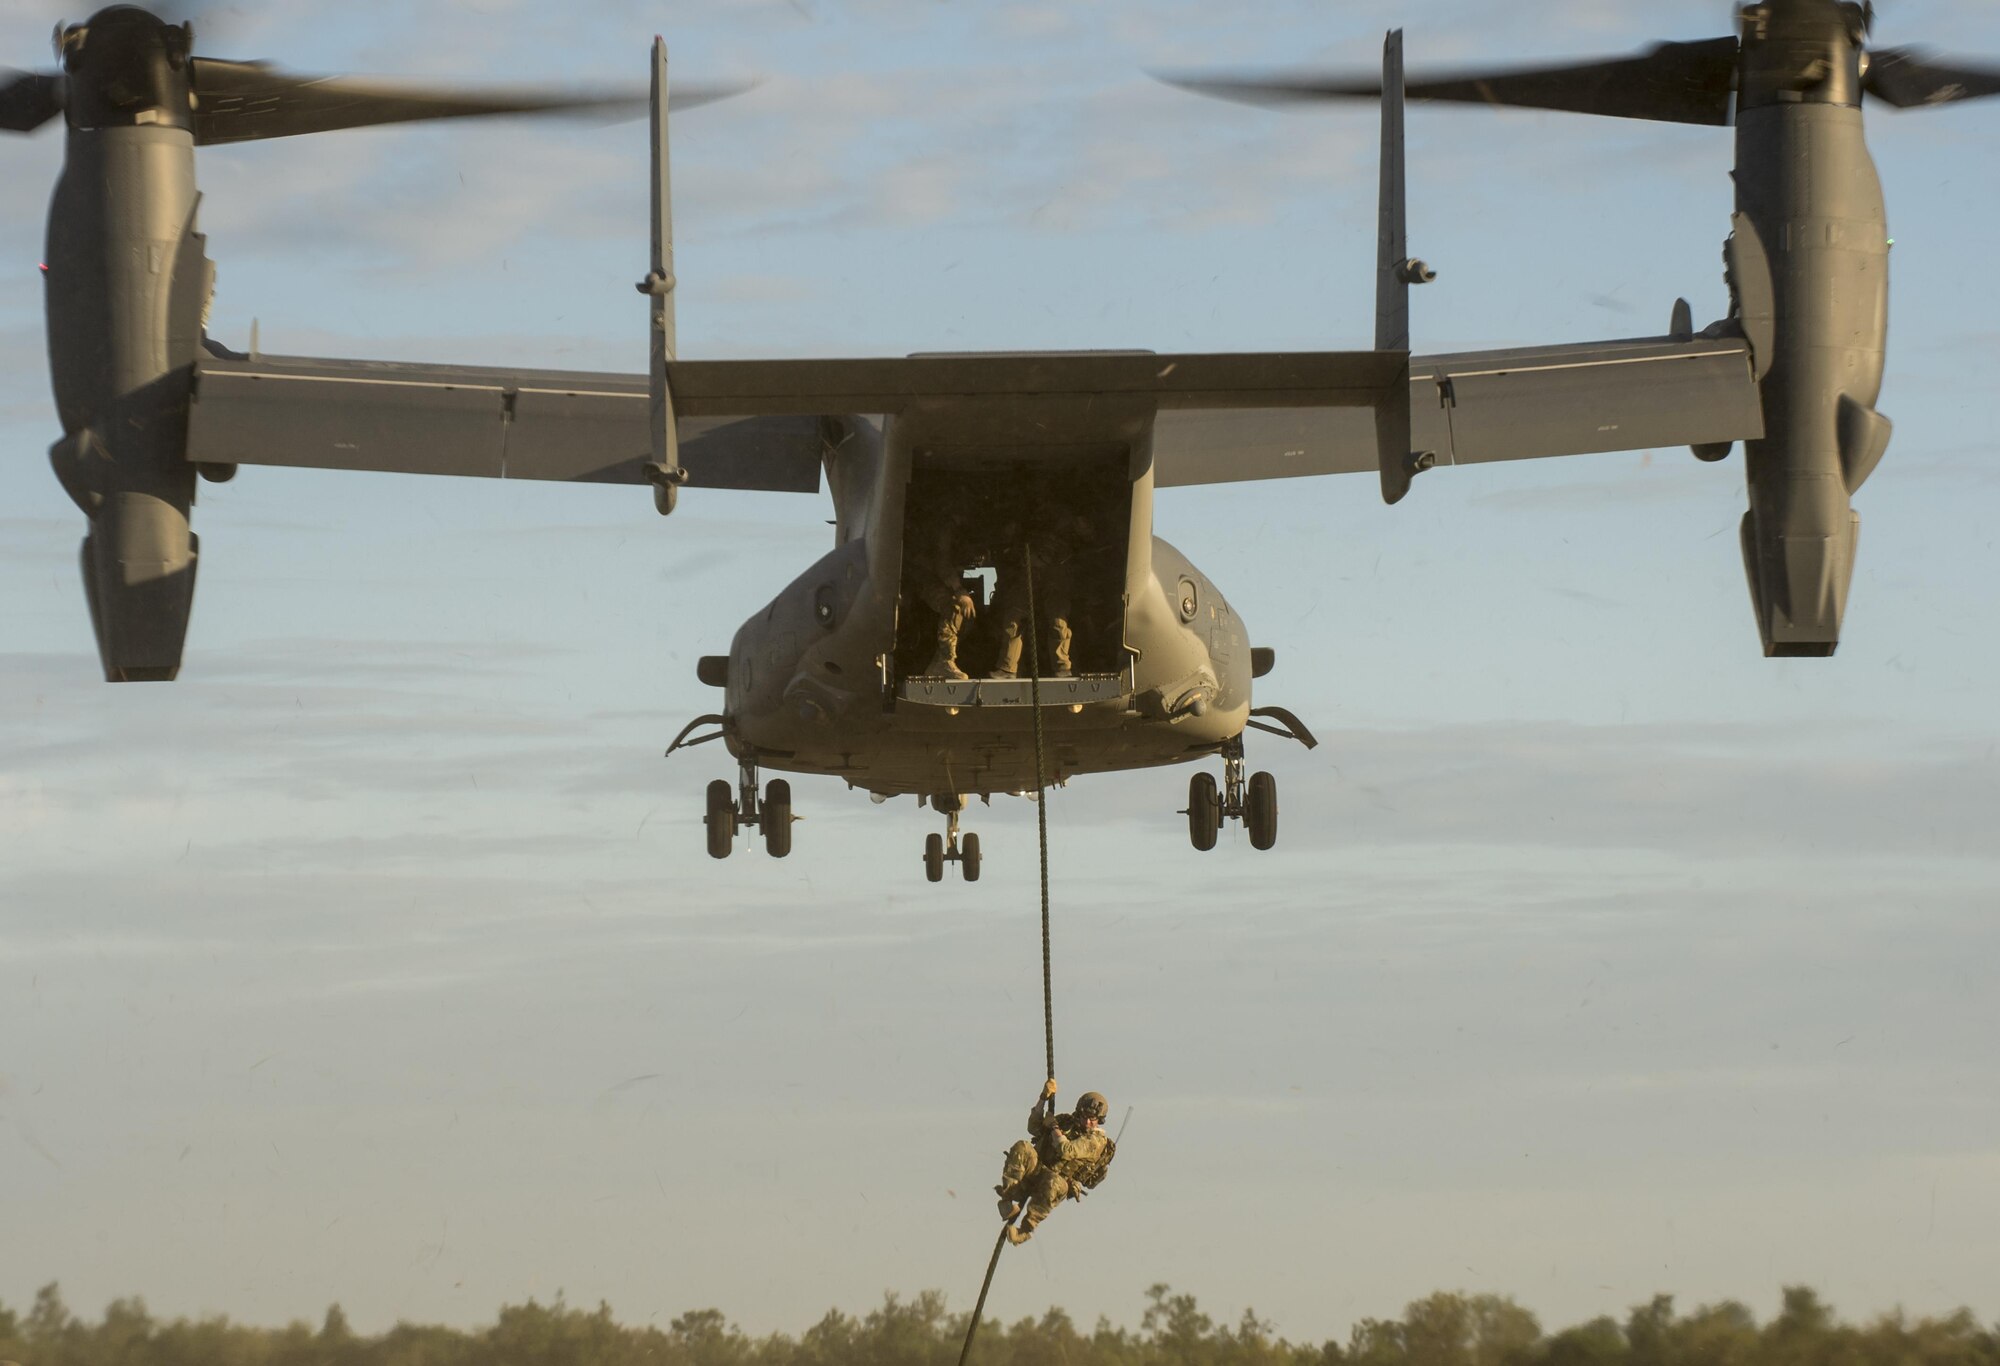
38 263 48 274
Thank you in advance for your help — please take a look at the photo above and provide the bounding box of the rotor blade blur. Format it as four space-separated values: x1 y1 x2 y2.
1864 47 2000 108
188 60 748 146
0 69 63 133
1159 37 1740 126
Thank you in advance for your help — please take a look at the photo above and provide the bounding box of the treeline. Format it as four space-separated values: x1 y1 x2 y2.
2 1281 1997 1365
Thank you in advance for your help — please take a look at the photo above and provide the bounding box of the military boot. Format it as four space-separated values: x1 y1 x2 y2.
926 646 969 681
1003 1225 1032 1246
989 625 1023 680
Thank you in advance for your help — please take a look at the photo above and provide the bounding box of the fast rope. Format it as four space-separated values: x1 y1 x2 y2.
1027 540 1055 1088
958 1228 1010 1366
958 541 1055 1366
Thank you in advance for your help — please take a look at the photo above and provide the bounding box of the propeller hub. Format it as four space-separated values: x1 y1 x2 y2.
56 6 193 133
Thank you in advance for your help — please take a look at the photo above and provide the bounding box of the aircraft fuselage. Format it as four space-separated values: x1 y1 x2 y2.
712 404 1255 801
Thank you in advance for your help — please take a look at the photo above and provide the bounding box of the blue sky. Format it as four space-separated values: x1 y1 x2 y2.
3 0 2000 1344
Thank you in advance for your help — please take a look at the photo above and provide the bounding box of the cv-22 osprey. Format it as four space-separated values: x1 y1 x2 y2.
13 2 1977 878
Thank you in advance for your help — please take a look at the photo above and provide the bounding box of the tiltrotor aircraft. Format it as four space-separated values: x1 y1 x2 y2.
9 1 1995 879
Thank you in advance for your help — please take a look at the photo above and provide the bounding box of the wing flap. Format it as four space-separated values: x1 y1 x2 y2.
1154 333 1764 487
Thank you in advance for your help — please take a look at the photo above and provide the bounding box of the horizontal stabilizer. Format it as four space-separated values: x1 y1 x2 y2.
190 349 1410 492
666 351 1406 416
1154 332 1764 486
189 355 822 493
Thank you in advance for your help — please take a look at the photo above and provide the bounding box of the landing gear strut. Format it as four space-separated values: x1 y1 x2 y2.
1184 734 1279 851
923 797 982 883
705 755 795 860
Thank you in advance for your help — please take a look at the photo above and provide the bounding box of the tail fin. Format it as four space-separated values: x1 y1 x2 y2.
1373 29 1434 505
1375 29 1412 357
641 36 686 514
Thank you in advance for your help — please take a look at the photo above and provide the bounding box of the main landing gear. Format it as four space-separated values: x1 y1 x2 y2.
1185 736 1277 852
705 755 795 860
1183 709 1318 853
923 795 982 883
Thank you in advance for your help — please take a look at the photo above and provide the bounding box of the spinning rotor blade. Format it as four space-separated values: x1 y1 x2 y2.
1864 47 2000 108
188 59 746 146
0 68 63 132
1161 36 1741 126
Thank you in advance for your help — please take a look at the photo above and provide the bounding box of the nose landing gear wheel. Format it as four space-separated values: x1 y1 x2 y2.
922 800 982 881
763 779 793 858
705 778 736 859
1245 770 1278 851
1186 771 1220 851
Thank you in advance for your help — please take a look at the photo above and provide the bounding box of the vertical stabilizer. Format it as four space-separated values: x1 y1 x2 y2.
641 35 685 515
1375 29 1410 358
1373 29 1431 506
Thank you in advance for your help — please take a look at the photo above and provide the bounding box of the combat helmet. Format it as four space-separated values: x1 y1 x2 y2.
1075 1091 1108 1120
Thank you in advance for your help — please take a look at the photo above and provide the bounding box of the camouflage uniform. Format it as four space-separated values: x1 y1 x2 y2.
990 528 1078 679
925 577 977 679
995 1090 1114 1240
912 526 977 679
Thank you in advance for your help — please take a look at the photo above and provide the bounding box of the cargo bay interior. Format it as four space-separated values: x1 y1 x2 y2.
892 447 1132 686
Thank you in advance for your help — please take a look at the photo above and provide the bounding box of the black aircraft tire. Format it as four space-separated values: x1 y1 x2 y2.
705 779 736 859
1246 770 1278 851
1187 772 1220 851
924 832 946 883
763 779 793 859
961 832 982 882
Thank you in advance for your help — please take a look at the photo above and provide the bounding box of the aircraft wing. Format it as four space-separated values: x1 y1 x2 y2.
1152 333 1765 487
185 350 1408 492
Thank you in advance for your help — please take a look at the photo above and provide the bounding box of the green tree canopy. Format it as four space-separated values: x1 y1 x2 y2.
0 1281 1994 1366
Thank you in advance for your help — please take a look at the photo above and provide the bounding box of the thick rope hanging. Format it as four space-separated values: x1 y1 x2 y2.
958 542 1056 1366
957 1228 1009 1366
1026 541 1055 1091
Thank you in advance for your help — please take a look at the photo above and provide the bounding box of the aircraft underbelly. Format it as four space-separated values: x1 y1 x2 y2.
740 698 1246 797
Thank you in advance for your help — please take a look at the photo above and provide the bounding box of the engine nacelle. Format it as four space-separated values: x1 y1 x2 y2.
1735 391 1891 658
1738 505 1857 660
51 429 199 682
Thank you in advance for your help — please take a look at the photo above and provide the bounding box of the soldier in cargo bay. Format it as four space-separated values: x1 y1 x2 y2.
988 511 1091 680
